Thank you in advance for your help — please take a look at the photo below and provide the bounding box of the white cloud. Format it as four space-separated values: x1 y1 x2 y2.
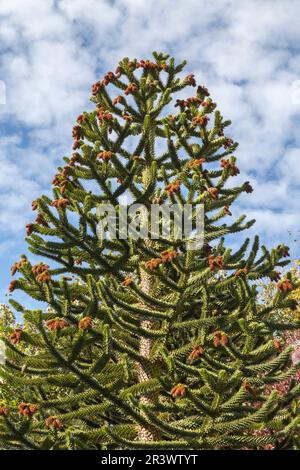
59 0 121 29
279 147 300 181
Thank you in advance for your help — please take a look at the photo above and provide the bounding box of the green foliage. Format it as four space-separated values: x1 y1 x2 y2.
1 52 300 450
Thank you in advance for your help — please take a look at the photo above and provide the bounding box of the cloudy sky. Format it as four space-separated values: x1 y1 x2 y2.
0 0 300 306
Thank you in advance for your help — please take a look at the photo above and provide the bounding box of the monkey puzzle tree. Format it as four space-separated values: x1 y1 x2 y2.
1 52 300 450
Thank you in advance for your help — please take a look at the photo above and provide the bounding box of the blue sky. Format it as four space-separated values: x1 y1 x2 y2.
1 0 300 308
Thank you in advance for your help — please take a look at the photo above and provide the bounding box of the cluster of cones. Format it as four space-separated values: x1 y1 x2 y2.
9 316 93 345
145 249 177 271
32 262 51 283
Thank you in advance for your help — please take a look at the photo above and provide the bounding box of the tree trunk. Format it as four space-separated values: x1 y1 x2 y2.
136 268 157 441
136 167 159 441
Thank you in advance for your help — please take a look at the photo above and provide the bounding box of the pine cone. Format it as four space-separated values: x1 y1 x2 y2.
170 384 187 399
79 316 93 330
9 327 22 345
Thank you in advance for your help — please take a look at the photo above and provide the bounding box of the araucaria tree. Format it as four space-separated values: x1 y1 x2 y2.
1 52 300 450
